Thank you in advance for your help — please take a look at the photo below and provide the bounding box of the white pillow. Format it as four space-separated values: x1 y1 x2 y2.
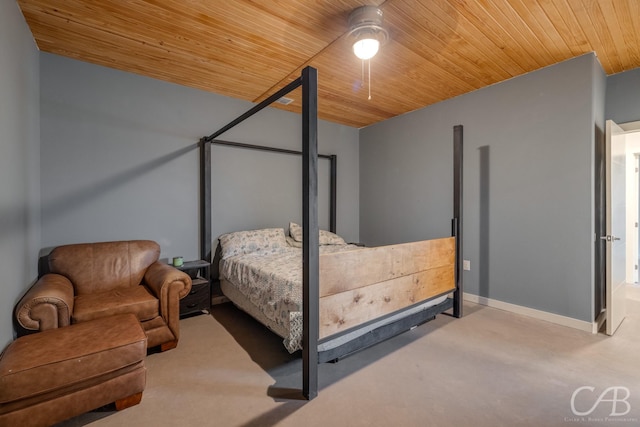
219 228 288 259
288 222 347 245
286 236 302 248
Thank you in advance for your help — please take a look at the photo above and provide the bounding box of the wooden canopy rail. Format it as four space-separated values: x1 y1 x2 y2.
201 65 464 400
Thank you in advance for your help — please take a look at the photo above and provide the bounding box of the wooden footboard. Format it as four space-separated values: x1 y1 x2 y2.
318 237 456 339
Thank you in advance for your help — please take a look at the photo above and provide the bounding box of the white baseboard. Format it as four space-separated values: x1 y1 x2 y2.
463 293 596 333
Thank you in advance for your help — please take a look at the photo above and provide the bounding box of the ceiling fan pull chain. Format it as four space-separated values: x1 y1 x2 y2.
368 59 372 100
360 58 372 100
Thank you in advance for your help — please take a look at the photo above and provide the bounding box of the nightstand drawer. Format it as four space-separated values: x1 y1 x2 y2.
180 278 210 316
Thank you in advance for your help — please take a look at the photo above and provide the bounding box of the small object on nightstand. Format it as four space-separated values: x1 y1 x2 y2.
172 260 211 317
172 256 184 267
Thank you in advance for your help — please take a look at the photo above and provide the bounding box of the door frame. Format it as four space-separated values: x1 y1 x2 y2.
621 123 640 286
596 120 640 334
595 124 606 324
605 119 627 335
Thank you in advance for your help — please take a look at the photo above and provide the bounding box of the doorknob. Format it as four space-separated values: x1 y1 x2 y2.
600 235 621 241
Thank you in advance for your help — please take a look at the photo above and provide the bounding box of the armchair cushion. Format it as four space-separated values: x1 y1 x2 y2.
73 286 159 324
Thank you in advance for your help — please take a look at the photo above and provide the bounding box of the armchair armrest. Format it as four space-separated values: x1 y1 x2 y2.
144 262 192 342
144 262 192 301
15 274 74 335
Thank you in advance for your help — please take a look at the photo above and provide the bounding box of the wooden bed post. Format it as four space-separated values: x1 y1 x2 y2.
453 125 464 318
200 137 212 262
302 66 319 400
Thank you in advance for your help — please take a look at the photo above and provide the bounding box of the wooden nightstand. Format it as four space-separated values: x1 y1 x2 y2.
174 260 211 317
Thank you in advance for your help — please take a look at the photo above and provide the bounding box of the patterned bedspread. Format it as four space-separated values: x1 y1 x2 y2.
219 244 360 352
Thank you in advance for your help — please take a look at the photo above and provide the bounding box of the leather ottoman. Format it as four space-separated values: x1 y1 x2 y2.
0 313 146 427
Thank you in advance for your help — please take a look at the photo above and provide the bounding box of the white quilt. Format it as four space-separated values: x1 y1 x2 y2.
219 244 359 352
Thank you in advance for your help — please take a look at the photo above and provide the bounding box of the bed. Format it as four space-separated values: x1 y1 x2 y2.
200 66 463 399
218 225 455 358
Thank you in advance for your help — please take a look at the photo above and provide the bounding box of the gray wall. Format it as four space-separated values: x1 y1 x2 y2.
360 54 600 322
606 67 640 124
40 54 359 263
0 1 40 347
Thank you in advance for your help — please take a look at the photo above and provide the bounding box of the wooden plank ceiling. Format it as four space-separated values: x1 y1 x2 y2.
18 0 640 128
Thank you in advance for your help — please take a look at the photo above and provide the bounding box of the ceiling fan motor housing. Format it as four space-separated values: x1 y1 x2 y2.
348 5 388 43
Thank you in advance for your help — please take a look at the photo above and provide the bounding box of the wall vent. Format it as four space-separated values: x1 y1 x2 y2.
276 96 294 105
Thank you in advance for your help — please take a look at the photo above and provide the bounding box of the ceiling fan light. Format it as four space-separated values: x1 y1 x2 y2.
353 38 379 60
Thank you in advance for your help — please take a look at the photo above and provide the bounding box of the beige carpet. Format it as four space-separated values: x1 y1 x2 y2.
56 293 640 427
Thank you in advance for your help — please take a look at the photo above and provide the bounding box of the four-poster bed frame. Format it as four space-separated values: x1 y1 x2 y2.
199 66 463 400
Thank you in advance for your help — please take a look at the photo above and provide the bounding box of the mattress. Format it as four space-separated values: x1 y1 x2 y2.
219 244 446 353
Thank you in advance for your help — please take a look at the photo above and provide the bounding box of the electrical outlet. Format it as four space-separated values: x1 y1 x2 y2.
463 260 471 271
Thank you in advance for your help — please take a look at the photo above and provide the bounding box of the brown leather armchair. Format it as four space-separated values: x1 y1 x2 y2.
15 240 192 351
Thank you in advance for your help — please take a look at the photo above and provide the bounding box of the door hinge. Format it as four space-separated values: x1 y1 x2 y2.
636 265 638 271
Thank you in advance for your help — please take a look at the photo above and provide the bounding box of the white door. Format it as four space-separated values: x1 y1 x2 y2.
605 119 627 335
